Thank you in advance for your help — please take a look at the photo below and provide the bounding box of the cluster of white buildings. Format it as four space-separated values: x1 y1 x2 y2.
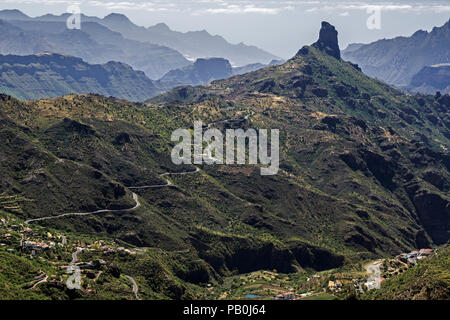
398 248 433 264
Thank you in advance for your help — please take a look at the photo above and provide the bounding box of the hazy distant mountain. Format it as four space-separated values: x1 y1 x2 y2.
0 9 280 75
232 63 266 76
0 20 449 301
158 57 286 90
0 13 190 79
342 19 450 86
157 58 233 89
0 52 160 101
342 43 364 53
93 13 280 67
406 64 450 94
233 59 284 76
0 9 29 20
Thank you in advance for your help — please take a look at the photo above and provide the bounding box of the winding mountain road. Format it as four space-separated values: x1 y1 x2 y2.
71 247 83 265
25 193 141 224
24 167 201 224
125 275 141 300
21 114 253 297
24 112 253 224
128 167 199 189
365 259 384 274
25 167 202 224
30 271 48 290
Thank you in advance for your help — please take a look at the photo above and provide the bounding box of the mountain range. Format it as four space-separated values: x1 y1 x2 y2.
157 58 285 90
0 19 448 300
0 52 278 101
0 9 279 70
95 13 280 67
0 17 189 80
0 52 160 101
157 58 233 90
342 19 450 91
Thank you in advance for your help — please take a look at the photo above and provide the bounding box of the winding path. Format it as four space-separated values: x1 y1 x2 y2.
24 112 253 224
24 167 200 224
207 113 252 129
30 271 48 290
25 167 201 223
128 167 199 190
22 113 253 298
125 275 141 300
25 193 141 224
71 247 83 265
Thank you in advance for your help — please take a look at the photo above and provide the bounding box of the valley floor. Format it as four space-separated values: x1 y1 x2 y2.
1 206 447 300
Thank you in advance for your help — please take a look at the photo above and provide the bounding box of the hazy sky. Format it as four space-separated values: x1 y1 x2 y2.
1 0 449 58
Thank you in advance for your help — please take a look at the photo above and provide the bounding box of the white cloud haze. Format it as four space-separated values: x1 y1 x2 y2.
0 0 449 58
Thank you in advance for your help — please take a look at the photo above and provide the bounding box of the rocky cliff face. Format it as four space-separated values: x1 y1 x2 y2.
312 21 341 59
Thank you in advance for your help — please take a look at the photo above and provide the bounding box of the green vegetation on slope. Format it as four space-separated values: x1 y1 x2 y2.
364 246 450 300
0 53 161 101
0 29 448 300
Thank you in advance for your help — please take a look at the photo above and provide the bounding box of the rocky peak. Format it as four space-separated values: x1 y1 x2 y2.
312 21 340 59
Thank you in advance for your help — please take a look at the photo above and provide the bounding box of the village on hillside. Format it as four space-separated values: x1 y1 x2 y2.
1 211 140 296
200 247 436 300
0 208 438 300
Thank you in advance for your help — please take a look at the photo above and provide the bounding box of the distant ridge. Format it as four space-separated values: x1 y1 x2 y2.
407 64 450 94
342 19 450 86
158 58 233 89
96 12 280 66
0 16 190 79
157 58 285 89
0 21 448 300
0 52 160 101
0 9 279 68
